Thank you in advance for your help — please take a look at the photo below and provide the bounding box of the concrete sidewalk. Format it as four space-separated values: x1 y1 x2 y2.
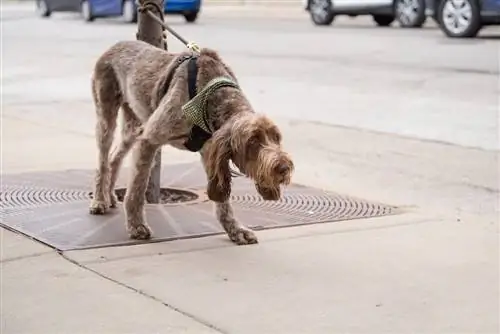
1 102 499 333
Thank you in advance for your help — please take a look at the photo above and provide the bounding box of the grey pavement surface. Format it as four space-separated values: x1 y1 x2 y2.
1 2 499 333
2 1 500 150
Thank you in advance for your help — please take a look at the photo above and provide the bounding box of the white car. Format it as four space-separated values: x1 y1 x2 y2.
303 0 427 27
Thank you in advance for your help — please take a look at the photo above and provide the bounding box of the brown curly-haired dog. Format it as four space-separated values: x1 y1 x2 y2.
88 40 294 245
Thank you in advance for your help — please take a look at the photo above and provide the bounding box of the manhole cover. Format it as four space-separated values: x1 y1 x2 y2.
90 187 206 205
0 162 402 251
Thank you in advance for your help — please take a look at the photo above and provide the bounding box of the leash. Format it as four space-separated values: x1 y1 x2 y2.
136 0 201 53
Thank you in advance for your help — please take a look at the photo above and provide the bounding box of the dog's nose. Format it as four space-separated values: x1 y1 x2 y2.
275 163 290 175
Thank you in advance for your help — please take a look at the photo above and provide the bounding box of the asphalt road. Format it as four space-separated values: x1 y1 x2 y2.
2 2 499 150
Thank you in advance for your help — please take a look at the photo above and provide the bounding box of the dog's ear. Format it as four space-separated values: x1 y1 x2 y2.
203 130 232 203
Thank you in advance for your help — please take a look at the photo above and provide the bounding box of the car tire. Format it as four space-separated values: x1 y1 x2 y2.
394 0 427 27
372 14 395 26
309 0 335 26
36 0 51 18
437 0 481 37
184 11 199 23
122 0 137 23
81 0 94 22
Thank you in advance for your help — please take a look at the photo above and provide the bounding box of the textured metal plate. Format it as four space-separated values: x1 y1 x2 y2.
0 162 400 251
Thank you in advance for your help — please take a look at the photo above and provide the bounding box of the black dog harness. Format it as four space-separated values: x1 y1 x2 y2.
158 55 210 152
159 54 239 153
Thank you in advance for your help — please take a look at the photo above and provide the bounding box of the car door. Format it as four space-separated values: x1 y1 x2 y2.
49 0 80 11
482 0 500 13
89 0 122 16
334 0 392 9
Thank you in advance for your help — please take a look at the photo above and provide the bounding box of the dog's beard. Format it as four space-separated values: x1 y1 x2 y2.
232 146 292 201
255 182 281 201
253 151 286 201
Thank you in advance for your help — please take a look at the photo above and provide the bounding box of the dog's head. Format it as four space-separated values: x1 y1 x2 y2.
204 113 294 202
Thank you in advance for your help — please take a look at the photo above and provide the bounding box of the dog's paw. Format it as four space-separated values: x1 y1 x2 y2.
228 227 258 245
128 224 152 240
89 200 108 215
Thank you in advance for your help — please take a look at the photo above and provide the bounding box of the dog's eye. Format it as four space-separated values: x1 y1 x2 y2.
269 131 281 143
246 136 261 160
247 134 262 151
248 137 260 147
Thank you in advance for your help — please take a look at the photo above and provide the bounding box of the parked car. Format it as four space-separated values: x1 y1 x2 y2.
426 0 500 37
36 0 201 23
303 0 428 27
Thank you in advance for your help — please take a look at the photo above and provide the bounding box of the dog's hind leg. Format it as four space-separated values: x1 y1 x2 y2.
107 103 143 208
89 67 121 215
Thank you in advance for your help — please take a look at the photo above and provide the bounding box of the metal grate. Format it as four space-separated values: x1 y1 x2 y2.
231 191 393 224
1 185 89 209
0 162 401 251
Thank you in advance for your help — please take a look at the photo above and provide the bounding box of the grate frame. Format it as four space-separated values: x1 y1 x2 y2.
1 163 401 251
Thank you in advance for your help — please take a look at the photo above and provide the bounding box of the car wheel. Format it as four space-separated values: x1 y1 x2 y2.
309 0 335 26
184 11 199 23
372 14 394 26
122 0 137 23
394 0 426 27
36 0 51 18
81 0 94 22
437 0 481 37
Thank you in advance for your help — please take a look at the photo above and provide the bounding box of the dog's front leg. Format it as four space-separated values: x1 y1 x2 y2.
200 150 258 245
124 138 159 240
215 201 258 245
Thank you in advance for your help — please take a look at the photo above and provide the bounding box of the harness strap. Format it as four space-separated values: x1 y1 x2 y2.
184 57 212 152
187 58 197 99
156 54 191 107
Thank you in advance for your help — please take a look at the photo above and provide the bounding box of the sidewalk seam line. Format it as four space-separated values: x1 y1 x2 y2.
1 251 54 264
58 251 228 334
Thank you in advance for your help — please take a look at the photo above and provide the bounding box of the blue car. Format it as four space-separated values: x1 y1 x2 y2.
426 0 500 37
36 0 201 23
